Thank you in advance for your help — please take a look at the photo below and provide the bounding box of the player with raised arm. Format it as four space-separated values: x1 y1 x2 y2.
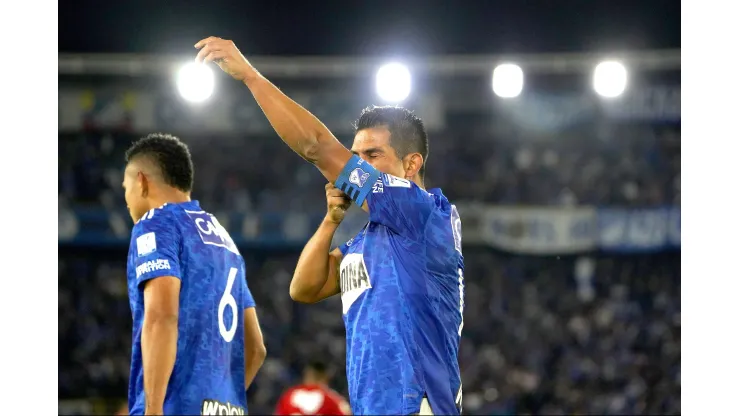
123 133 267 415
195 38 465 415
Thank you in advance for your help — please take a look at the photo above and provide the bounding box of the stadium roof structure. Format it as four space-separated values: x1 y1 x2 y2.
59 49 679 78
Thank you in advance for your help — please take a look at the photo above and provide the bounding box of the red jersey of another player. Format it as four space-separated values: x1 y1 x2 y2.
275 361 350 415
275 384 350 415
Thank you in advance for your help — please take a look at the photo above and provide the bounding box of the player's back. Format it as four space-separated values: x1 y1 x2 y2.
338 173 464 415
275 384 350 415
127 201 252 415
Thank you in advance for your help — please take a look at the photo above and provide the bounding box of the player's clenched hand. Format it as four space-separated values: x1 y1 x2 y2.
325 183 352 225
194 37 257 82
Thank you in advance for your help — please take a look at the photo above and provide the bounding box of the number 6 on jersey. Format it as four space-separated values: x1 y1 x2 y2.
219 267 239 342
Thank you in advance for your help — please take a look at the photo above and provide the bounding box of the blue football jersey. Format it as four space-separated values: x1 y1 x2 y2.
126 200 255 415
335 156 465 415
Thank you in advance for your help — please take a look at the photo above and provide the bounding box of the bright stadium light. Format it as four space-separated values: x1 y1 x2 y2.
593 60 628 98
492 63 524 98
177 62 215 103
375 63 411 103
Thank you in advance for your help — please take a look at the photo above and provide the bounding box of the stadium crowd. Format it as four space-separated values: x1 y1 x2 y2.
58 122 680 213
59 249 680 415
59 120 680 415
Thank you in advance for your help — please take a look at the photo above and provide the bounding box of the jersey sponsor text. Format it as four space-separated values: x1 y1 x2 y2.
135 259 171 278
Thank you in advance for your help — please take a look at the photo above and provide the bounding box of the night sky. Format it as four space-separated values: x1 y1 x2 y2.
59 0 680 56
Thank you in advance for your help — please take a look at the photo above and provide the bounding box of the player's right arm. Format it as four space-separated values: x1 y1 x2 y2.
195 37 354 185
243 307 266 389
290 183 350 303
129 209 183 415
239 274 267 389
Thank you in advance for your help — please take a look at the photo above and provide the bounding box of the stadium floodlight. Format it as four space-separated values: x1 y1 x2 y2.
492 63 524 98
593 60 627 98
375 63 411 103
177 62 215 103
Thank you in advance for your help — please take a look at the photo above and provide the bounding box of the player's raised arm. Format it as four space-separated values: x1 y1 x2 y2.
195 37 352 183
290 184 349 303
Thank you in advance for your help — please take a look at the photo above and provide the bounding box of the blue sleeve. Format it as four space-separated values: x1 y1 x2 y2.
334 155 434 237
130 209 182 288
334 154 382 207
338 241 350 257
337 229 361 257
242 286 256 309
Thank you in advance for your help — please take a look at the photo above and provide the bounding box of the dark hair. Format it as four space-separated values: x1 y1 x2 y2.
354 105 429 179
125 133 194 193
305 360 329 375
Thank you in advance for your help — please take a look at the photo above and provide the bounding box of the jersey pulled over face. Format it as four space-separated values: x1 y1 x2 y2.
334 156 465 415
126 201 255 415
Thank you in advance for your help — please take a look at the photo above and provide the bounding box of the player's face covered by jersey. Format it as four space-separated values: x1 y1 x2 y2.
123 163 151 222
352 127 419 180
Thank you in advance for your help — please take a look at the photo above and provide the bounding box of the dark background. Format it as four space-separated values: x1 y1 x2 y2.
59 0 680 55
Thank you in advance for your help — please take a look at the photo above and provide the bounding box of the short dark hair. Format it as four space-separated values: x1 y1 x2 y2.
305 360 329 375
354 105 429 179
125 133 194 193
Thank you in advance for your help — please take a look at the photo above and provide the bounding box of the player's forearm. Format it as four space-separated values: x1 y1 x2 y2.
290 218 339 302
244 342 267 389
244 75 346 167
141 314 178 411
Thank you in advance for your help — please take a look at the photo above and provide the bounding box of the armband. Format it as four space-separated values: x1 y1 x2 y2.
334 154 381 206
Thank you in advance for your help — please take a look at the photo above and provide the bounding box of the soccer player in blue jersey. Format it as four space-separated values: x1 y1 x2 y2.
122 133 267 415
196 38 465 415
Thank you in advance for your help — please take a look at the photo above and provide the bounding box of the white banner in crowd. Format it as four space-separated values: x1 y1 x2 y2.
478 207 597 254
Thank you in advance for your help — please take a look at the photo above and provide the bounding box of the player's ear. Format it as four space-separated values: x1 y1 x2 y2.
403 153 423 180
137 171 150 197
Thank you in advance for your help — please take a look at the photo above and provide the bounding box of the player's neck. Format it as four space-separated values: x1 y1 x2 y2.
151 190 191 209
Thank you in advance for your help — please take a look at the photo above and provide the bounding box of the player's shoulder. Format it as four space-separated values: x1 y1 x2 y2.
130 204 187 248
134 204 177 230
378 173 415 190
373 173 436 200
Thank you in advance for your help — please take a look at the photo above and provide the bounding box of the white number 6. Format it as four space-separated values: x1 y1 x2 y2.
218 267 238 342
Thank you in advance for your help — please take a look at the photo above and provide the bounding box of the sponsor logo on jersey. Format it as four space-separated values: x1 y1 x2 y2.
349 168 371 187
372 178 384 194
135 259 171 278
185 210 240 255
201 399 245 415
383 174 411 188
339 253 372 314
136 232 157 256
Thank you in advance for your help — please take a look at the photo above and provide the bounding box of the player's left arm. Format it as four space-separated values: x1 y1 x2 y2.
131 212 183 414
242 285 266 389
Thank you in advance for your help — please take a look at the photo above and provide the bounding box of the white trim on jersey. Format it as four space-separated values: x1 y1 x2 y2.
418 398 434 415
